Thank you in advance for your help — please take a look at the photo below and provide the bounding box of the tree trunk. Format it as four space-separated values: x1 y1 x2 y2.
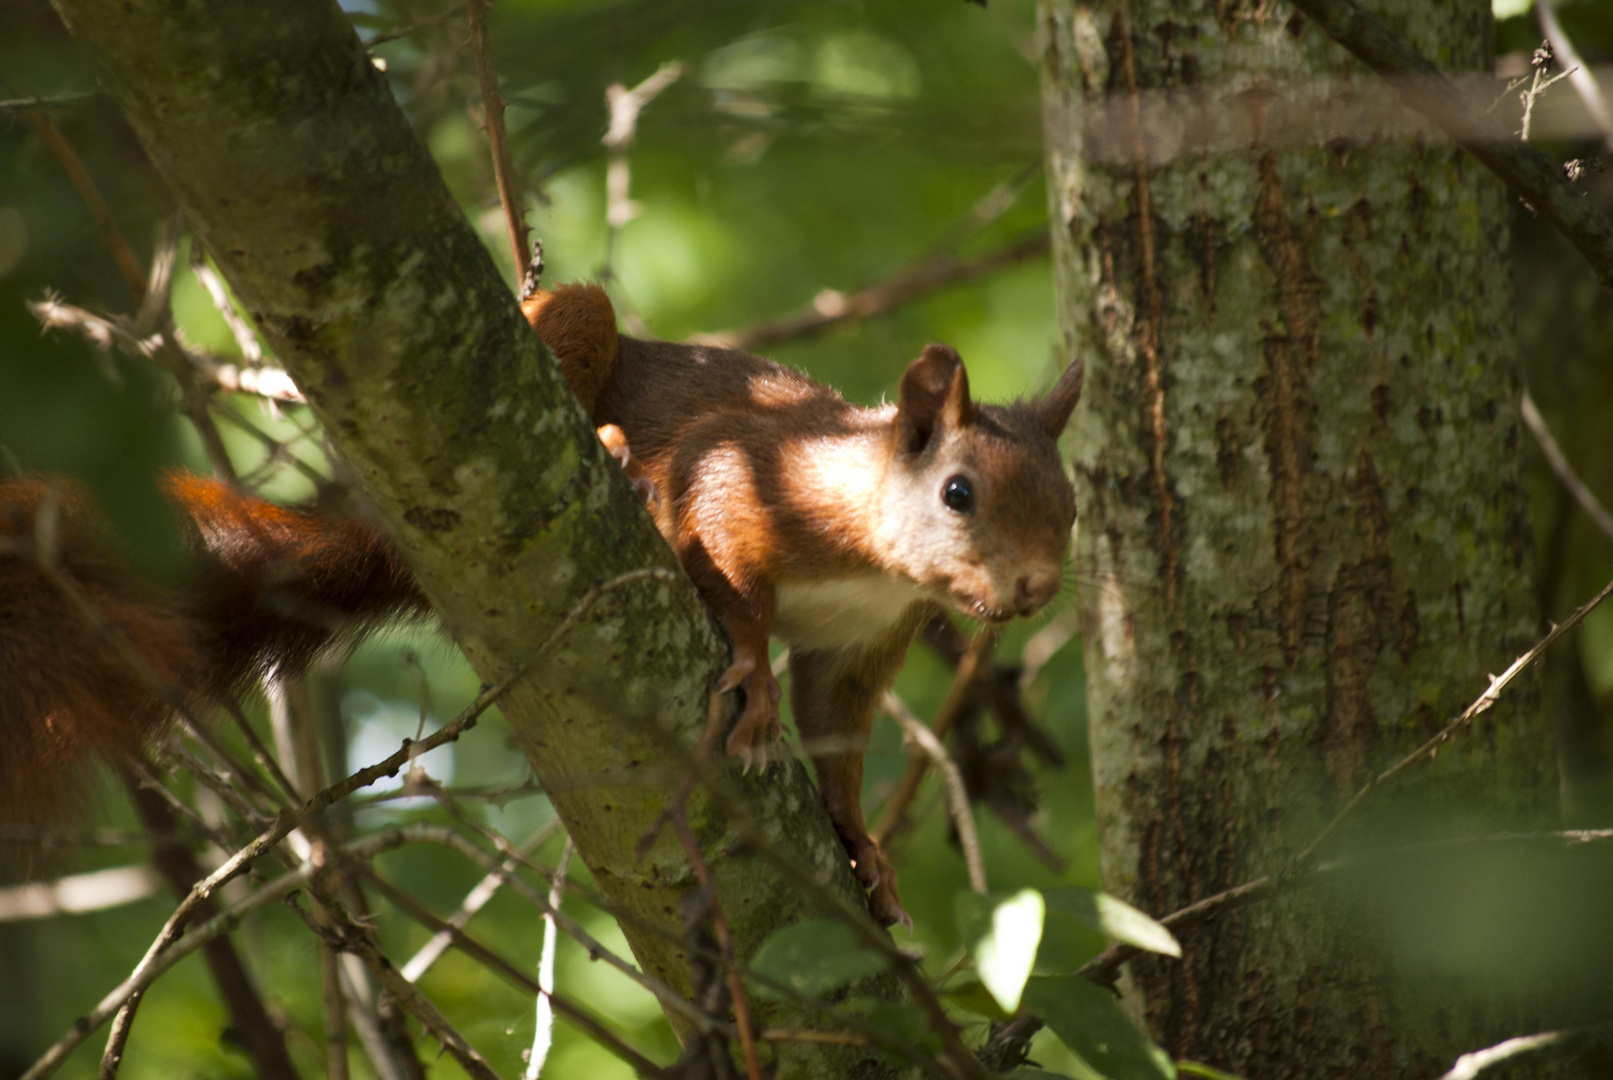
1040 1 1564 1074
50 2 897 1075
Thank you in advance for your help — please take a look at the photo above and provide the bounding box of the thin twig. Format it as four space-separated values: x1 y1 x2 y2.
101 776 302 1080
603 62 684 229
21 827 429 1080
1519 48 1577 143
313 894 506 1080
600 61 683 297
1299 572 1613 863
190 245 263 362
321 944 351 1080
694 232 1049 353
367 819 723 1038
363 7 465 49
400 821 561 982
1537 2 1613 150
0 91 96 112
640 713 991 1080
523 835 574 1080
25 567 675 1080
24 105 146 299
671 812 763 1080
353 857 680 1076
871 627 998 849
464 0 529 278
883 692 986 895
1521 389 1613 543
0 866 160 921
1440 1022 1613 1080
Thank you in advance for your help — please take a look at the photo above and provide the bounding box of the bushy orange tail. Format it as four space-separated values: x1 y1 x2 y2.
0 474 426 822
0 281 616 824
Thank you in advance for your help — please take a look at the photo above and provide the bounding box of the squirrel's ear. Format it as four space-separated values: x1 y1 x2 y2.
896 344 973 453
1034 357 1084 438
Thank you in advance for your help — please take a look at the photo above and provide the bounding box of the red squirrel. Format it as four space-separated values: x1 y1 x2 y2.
0 283 1080 927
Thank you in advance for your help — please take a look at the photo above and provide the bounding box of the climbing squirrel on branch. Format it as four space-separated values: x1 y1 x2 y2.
0 283 1081 927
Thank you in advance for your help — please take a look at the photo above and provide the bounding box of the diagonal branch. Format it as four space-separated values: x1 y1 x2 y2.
1521 389 1613 544
694 232 1049 353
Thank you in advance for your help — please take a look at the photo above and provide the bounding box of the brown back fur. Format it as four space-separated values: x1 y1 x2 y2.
520 283 620 414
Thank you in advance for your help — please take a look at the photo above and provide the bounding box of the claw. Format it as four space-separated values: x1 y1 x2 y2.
598 423 659 511
721 664 783 771
632 475 660 510
717 656 755 694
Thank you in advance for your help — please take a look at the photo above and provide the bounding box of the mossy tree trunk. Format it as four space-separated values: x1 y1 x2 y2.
1040 1 1563 1074
50 1 896 1075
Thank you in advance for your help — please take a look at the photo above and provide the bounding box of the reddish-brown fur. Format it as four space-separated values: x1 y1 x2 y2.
0 474 427 823
0 282 1082 926
521 284 620 414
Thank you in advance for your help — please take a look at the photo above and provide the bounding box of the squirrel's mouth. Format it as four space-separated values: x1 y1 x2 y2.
954 593 1014 624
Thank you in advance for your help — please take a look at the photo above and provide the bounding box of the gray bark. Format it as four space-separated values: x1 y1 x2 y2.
48 1 897 1075
1040 1 1567 1074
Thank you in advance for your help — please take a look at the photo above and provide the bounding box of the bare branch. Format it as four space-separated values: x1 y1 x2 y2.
24 105 146 299
1537 2 1613 150
465 0 529 279
22 826 424 1080
401 820 561 983
871 627 998 849
1300 572 1613 863
602 62 684 230
694 232 1049 353
1521 389 1613 544
1440 1022 1613 1080
0 91 97 112
523 835 573 1080
190 245 263 363
883 692 986 896
0 866 160 922
320 944 351 1080
363 7 464 49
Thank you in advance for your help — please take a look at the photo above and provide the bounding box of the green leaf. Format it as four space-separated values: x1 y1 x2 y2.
1022 975 1175 1080
1042 887 1181 958
956 888 1045 1012
1176 1061 1249 1080
749 918 886 1000
842 997 932 1046
942 977 1010 1021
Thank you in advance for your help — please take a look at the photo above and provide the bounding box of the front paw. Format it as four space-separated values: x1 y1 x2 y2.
719 663 782 773
597 423 659 510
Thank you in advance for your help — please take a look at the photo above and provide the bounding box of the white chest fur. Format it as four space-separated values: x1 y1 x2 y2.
774 574 930 652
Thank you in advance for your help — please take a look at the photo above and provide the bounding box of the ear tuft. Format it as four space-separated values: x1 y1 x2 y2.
1035 357 1084 438
896 344 973 453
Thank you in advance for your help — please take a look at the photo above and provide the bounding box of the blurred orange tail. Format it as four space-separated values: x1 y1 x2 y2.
0 474 426 822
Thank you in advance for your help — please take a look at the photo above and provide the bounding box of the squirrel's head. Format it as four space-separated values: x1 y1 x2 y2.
874 343 1082 623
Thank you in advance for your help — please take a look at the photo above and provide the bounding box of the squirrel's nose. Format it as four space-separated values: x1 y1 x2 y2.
1014 570 1061 614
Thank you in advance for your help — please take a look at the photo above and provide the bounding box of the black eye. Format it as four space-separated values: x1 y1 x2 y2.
941 475 974 513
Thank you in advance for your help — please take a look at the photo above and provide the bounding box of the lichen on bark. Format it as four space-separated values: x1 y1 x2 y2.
51 0 901 1074
1040 0 1568 1073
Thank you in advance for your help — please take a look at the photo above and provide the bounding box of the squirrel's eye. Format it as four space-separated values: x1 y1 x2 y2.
941 475 974 514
